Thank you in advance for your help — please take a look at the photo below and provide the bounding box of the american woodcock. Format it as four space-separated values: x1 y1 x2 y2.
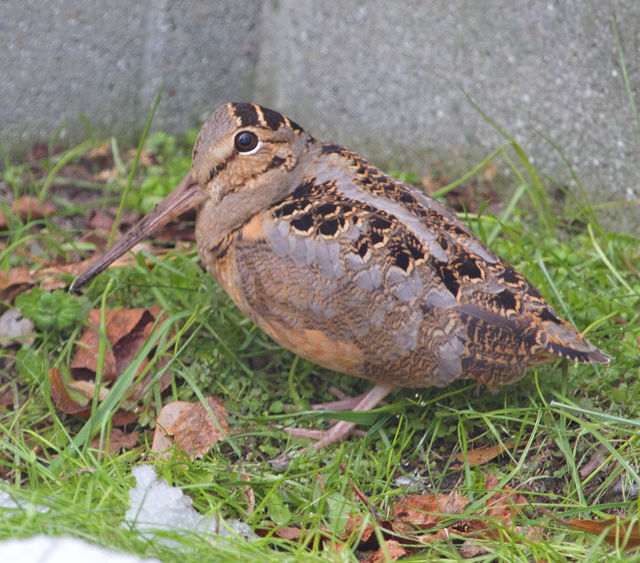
71 102 610 450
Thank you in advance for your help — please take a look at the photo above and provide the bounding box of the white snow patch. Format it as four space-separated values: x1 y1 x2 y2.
0 535 159 563
123 465 256 545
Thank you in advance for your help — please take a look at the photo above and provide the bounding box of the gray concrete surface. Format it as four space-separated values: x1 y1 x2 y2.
1 1 260 148
1 0 639 232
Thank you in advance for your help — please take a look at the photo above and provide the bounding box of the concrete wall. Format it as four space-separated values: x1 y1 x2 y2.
2 1 639 232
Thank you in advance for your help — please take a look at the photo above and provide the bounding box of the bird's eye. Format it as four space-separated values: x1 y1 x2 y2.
234 131 259 153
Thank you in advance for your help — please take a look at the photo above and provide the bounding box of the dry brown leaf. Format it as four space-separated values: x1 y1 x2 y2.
459 541 489 558
241 472 256 517
152 397 229 460
86 209 142 235
69 379 109 400
84 140 113 162
48 368 138 425
48 368 92 416
273 526 303 541
71 308 151 379
90 428 139 454
566 517 640 549
263 473 536 558
392 491 467 534
579 447 608 479
469 473 536 542
51 305 175 427
126 147 154 167
0 196 56 227
0 267 33 303
71 311 118 381
344 515 378 546
70 305 171 398
109 409 139 426
365 539 407 563
540 508 640 550
452 440 515 468
0 389 15 409
483 161 498 182
387 473 540 557
86 210 120 233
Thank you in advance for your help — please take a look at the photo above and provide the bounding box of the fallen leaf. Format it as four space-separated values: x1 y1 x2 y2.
86 210 120 233
385 473 539 557
71 313 117 381
152 397 228 460
90 428 139 454
71 308 150 380
459 541 489 558
344 515 378 547
0 267 33 303
0 308 35 346
83 140 113 162
241 472 256 517
579 447 608 479
481 472 529 521
452 440 515 467
48 368 92 416
86 209 142 236
0 389 14 409
392 491 467 534
0 196 56 227
566 517 640 549
125 147 154 167
70 305 171 398
542 508 640 550
466 473 536 542
262 474 539 558
49 368 138 425
28 141 63 162
273 526 302 541
365 539 407 562
483 161 498 182
50 305 175 426
68 379 109 400
113 306 164 378
109 409 139 426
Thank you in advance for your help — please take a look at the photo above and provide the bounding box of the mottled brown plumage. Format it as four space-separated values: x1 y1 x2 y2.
72 102 609 450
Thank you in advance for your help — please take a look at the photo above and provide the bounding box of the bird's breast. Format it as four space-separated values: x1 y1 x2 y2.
200 209 367 377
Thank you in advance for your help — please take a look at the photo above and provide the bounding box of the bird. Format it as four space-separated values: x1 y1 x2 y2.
71 102 610 451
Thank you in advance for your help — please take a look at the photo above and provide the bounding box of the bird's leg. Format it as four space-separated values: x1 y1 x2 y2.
312 383 394 451
309 386 390 411
281 387 373 441
281 383 394 451
310 385 387 411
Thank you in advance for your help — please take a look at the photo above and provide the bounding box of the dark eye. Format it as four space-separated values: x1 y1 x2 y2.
234 131 259 152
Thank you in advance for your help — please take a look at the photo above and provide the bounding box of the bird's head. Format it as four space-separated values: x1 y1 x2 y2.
70 102 312 292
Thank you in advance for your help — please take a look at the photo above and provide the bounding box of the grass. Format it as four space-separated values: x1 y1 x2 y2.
0 110 639 562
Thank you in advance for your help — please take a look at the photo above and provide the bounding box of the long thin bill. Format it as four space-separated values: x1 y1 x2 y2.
70 172 206 293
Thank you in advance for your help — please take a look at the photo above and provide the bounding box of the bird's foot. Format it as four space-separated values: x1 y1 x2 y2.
278 383 394 452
